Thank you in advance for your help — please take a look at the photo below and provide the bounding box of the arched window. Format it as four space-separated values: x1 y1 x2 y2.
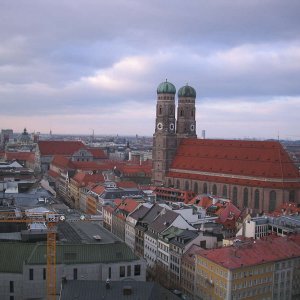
176 180 180 189
159 106 162 115
254 189 260 209
168 179 172 188
185 181 189 191
222 185 227 198
243 188 248 207
180 110 183 117
289 190 295 202
191 110 194 117
212 184 217 196
203 183 208 194
232 187 238 206
269 190 277 212
194 182 198 194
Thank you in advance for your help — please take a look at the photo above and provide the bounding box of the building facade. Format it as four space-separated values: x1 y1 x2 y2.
152 81 300 212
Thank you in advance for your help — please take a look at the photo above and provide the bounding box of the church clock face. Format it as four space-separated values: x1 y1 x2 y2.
190 124 195 131
169 123 175 131
157 122 163 130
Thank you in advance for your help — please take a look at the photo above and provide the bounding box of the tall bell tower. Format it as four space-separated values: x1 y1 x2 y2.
152 80 177 186
176 84 197 139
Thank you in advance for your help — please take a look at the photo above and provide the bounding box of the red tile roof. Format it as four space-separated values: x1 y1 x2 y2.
168 139 300 188
91 185 105 195
86 148 107 159
217 202 241 223
188 195 212 208
51 155 75 169
72 172 104 187
47 169 60 179
196 235 300 270
5 152 35 162
116 181 138 188
117 198 140 214
38 141 85 155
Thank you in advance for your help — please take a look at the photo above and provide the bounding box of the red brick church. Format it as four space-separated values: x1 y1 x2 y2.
152 80 300 212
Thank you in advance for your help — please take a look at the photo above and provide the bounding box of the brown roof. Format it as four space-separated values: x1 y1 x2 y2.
168 139 300 188
86 148 107 159
72 172 104 187
5 152 35 162
51 155 75 169
38 141 85 155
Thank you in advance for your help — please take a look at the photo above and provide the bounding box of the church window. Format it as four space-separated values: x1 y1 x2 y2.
176 180 180 189
212 184 217 196
232 187 238 206
159 106 162 115
254 189 260 209
289 190 295 202
243 188 248 207
191 110 194 117
203 183 208 194
222 185 227 198
168 179 172 187
269 191 277 212
185 181 189 191
180 110 184 117
194 182 198 194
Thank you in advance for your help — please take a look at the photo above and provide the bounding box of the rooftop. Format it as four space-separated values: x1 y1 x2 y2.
197 235 300 270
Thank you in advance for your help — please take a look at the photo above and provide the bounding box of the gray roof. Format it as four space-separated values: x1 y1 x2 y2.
170 230 198 248
60 280 179 300
141 204 163 224
148 210 178 234
129 205 151 221
0 241 139 273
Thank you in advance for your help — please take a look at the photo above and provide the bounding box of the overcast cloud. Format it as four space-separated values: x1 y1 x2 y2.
0 0 300 139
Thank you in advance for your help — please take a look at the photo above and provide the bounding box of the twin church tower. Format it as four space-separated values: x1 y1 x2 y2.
152 80 197 186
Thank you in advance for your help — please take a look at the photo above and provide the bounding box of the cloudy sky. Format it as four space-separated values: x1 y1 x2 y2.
1 0 300 139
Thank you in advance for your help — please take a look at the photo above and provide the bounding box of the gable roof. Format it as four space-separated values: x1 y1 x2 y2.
169 139 300 188
5 152 35 162
38 141 86 156
86 148 107 159
148 209 179 234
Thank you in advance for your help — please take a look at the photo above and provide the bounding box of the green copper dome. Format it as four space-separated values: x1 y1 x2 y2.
157 80 176 94
178 84 196 98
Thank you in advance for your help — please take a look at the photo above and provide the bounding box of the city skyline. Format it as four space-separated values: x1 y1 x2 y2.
1 0 300 139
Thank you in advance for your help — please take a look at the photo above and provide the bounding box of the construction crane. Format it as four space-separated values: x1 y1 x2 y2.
0 210 69 300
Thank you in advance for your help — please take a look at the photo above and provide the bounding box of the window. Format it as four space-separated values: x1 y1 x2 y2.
29 268 34 281
43 268 46 280
73 268 78 280
176 180 180 189
10 297 14 300
134 264 141 276
289 190 295 202
108 267 111 279
10 281 14 293
212 184 217 196
269 191 276 212
222 185 227 198
185 181 189 191
254 189 260 209
232 187 238 206
243 188 248 207
203 183 208 194
127 265 131 276
120 266 125 277
194 182 198 194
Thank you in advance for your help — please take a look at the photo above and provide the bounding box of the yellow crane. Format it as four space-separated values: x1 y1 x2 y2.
0 210 67 300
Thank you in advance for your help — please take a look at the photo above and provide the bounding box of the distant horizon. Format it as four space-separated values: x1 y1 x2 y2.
6 128 300 142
